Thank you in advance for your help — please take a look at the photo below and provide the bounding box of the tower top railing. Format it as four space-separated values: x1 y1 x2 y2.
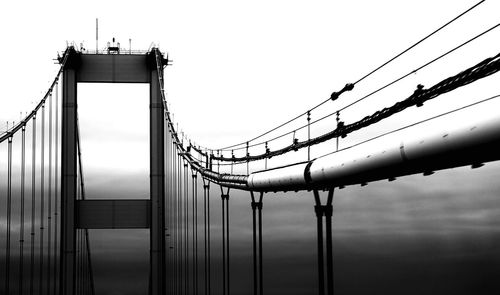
80 49 151 55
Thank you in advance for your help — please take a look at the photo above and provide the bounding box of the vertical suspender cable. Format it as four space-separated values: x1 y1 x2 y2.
185 160 189 295
177 153 182 295
54 80 59 295
173 139 177 295
307 111 311 161
184 161 189 295
30 114 37 295
19 125 27 295
47 92 53 295
246 143 249 175
203 179 208 295
76 119 81 295
202 178 211 295
258 193 264 295
179 156 183 295
174 150 177 295
165 123 169 293
226 191 230 295
191 170 199 295
167 134 171 294
182 155 186 295
192 171 196 293
172 141 177 295
178 154 181 295
174 141 178 295
39 102 45 295
171 141 175 295
206 180 211 295
75 162 81 295
5 136 13 295
195 172 199 295
171 141 174 294
221 189 226 295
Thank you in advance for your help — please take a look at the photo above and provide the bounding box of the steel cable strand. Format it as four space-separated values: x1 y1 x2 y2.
0 49 69 143
177 154 183 295
5 136 13 294
202 179 209 295
210 21 500 162
314 93 500 163
339 21 500 113
192 171 196 294
29 115 37 295
165 122 172 293
192 170 199 295
39 102 46 295
184 161 189 295
205 179 212 295
195 174 199 295
19 125 27 295
47 91 53 295
213 50 500 163
199 0 486 152
221 191 226 295
53 80 59 295
76 116 96 295
173 143 179 295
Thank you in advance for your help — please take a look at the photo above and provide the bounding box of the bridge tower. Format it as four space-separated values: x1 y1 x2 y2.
60 46 168 295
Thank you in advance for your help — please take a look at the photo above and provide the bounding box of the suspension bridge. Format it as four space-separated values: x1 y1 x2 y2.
2 1 500 294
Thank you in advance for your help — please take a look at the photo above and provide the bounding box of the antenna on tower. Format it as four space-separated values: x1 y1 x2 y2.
96 18 99 52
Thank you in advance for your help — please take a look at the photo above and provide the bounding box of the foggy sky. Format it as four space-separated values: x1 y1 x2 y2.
2 1 500 294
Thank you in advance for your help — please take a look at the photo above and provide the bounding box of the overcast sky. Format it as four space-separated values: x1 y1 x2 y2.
1 0 500 294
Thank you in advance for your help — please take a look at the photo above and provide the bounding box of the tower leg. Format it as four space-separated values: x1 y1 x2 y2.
150 64 166 295
60 68 77 295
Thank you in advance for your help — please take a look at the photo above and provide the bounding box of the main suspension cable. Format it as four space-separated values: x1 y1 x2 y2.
204 20 500 159
209 0 485 152
353 0 486 85
213 44 500 163
0 50 68 144
315 92 500 161
339 20 500 113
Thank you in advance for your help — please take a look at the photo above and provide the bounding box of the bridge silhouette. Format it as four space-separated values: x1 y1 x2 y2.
2 3 500 294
